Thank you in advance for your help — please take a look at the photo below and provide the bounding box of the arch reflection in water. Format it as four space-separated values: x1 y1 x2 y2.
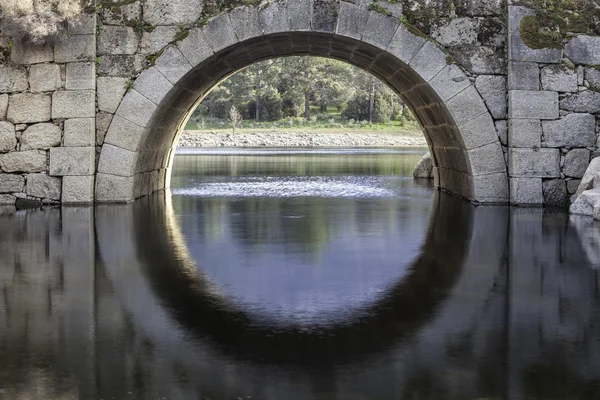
2 194 600 398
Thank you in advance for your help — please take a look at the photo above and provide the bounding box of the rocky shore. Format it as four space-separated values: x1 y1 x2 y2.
177 131 427 147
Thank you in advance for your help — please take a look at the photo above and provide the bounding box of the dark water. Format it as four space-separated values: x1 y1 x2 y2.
2 147 600 399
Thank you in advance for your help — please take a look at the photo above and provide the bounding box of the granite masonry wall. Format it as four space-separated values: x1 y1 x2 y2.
0 0 598 207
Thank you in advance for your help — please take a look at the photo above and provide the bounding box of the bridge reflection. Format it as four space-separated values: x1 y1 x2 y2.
1 194 600 399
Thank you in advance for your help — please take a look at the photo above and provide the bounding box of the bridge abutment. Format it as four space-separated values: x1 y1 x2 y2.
0 0 598 208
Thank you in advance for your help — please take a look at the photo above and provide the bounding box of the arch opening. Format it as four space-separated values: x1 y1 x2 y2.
97 27 508 203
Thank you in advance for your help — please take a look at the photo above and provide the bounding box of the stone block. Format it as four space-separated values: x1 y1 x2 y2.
204 14 238 53
541 65 577 92
475 75 507 119
508 90 558 119
457 111 498 150
495 120 508 146
153 46 193 85
0 194 16 205
26 173 61 200
104 114 145 152
98 25 139 55
560 91 600 114
68 13 96 35
472 172 509 203
429 65 470 102
362 11 399 49
229 6 263 42
54 34 96 63
565 35 600 66
0 121 17 153
101 1 141 24
133 67 173 106
508 61 539 90
446 86 488 125
564 148 590 178
568 179 581 194
97 54 146 77
468 142 507 175
0 174 24 193
97 144 137 177
0 67 28 93
431 17 479 47
336 1 370 40
387 23 427 65
470 45 506 75
115 90 157 128
20 123 61 150
96 113 113 146
29 64 62 92
7 94 51 124
95 173 135 203
508 6 562 63
508 119 541 148
49 147 95 176
140 26 178 54
176 28 214 67
143 0 202 25
508 148 560 178
586 67 600 91
63 118 95 147
570 189 600 217
543 179 567 208
510 177 543 205
542 113 596 147
10 42 53 64
409 41 448 82
311 0 340 33
62 175 95 204
0 150 47 173
97 77 128 114
65 62 95 90
0 94 7 119
287 0 312 31
52 90 95 119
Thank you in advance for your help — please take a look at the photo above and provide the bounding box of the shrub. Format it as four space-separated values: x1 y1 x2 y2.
0 0 83 44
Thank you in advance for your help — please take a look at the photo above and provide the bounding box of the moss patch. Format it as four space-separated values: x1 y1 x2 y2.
368 2 393 16
520 15 563 50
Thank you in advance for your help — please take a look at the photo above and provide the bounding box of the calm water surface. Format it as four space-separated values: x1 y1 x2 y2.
2 147 600 399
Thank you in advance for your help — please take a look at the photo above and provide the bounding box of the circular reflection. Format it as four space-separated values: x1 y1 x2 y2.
131 191 474 365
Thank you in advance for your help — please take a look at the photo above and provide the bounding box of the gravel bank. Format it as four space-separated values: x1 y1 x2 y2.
178 131 427 147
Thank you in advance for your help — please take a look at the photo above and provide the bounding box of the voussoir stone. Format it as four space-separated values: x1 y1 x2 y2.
6 93 51 124
475 75 507 119
0 150 47 173
26 173 61 200
97 77 128 114
140 26 178 54
0 174 24 193
563 148 590 179
542 113 596 148
20 123 62 150
0 121 17 153
560 91 600 114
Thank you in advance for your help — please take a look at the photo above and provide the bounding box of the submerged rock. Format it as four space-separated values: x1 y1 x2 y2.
413 152 433 179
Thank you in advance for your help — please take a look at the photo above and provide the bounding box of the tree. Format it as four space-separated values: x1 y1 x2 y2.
228 105 242 134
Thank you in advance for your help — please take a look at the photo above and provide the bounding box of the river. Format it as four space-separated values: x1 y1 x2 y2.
1 147 600 399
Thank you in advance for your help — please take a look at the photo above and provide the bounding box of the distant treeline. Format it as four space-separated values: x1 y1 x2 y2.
192 56 414 124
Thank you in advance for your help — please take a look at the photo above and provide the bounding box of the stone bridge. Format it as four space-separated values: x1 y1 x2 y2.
0 0 599 207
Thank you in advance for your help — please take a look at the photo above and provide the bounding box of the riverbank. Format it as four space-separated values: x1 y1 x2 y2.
177 130 427 147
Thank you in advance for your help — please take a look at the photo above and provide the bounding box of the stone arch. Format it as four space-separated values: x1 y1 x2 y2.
96 0 508 203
